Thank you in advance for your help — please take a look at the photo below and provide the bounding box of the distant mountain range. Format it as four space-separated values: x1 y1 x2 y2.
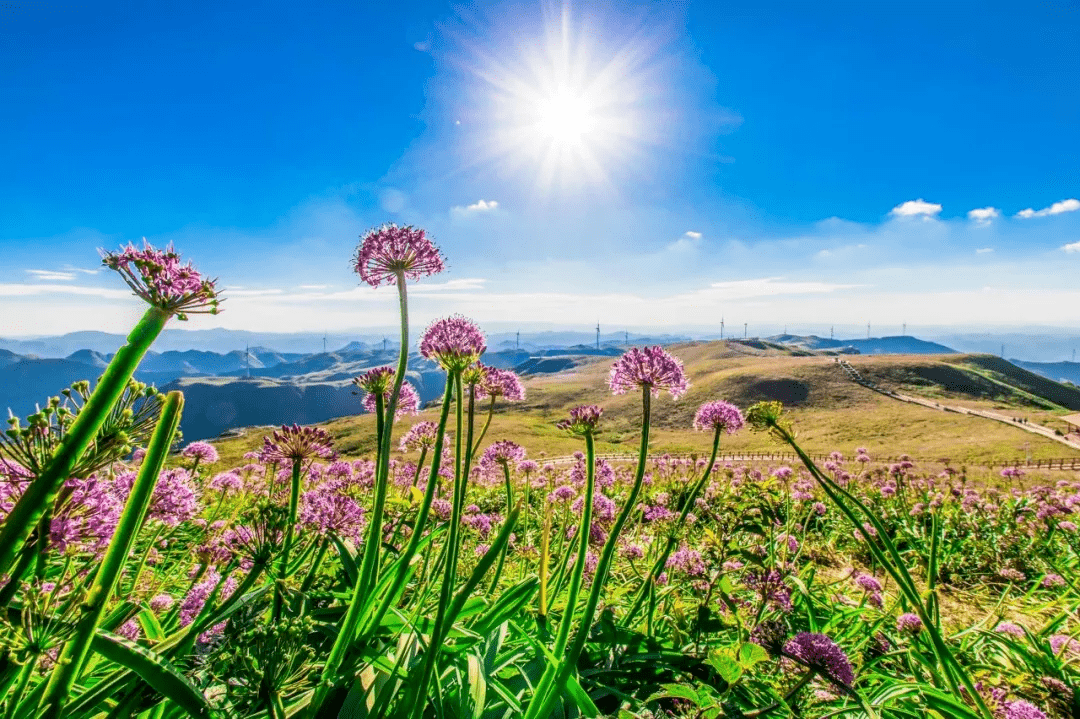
1010 359 1080 386
0 332 964 442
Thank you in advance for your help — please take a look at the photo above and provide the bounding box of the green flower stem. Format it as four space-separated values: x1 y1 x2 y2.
355 275 410 609
38 390 183 719
273 458 304 621
487 462 517 594
299 536 330 595
551 432 596 659
626 425 723 626
308 372 456 718
124 523 165 596
774 424 993 719
411 447 428 487
527 388 651 719
408 372 466 719
471 396 496 456
0 306 170 585
3 654 39 719
538 474 555 621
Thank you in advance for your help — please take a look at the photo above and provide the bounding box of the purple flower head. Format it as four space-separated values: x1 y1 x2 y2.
1050 634 1080 655
420 316 486 371
479 440 526 471
101 240 219 319
399 421 439 452
608 346 689 399
750 619 789 655
208 471 243 494
693 401 745 433
354 366 394 395
897 613 923 634
783 632 855 687
181 441 219 465
1002 700 1048 719
1041 574 1066 589
994 622 1026 639
147 468 201 526
358 371 421 420
475 365 526 402
260 424 337 464
517 459 539 474
556 405 604 436
354 223 445 287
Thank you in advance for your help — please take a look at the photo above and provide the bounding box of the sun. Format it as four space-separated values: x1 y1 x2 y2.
458 3 662 198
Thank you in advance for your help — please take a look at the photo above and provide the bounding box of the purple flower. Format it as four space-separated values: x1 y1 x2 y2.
359 373 421 420
556 405 603 436
608 346 689 399
897 613 923 634
101 241 219 318
855 574 883 594
549 485 576 502
783 632 855 687
150 593 175 612
479 440 527 471
179 570 238 643
181 441 219 465
353 224 445 287
420 316 486 371
400 422 440 452
475 365 526 402
260 424 337 463
1041 574 1066 589
999 568 1026 582
994 622 1026 639
299 488 367 542
208 471 243 494
1001 700 1048 719
1050 634 1080 655
693 401 745 433
517 460 539 474
1058 520 1077 532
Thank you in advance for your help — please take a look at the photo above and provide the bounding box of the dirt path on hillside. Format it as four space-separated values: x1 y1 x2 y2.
836 359 1080 452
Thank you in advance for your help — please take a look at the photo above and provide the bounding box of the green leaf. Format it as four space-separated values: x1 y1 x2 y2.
647 683 700 704
707 650 743 685
471 578 538 637
738 642 769 669
329 534 359 586
90 630 210 718
466 652 487 719
138 608 166 643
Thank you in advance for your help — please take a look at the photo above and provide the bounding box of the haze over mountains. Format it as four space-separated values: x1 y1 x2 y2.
3 328 1079 443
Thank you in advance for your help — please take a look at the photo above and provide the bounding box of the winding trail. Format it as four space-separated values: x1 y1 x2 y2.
835 359 1080 452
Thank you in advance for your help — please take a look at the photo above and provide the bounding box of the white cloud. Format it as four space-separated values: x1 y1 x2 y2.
222 288 284 297
26 269 76 281
297 284 329 290
976 247 994 254
1017 198 1080 219
890 199 942 218
0 283 131 299
683 230 702 239
701 277 863 300
967 207 1000 225
450 199 499 218
667 230 704 253
1061 241 1080 254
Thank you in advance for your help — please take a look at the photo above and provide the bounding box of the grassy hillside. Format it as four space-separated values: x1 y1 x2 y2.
206 341 1080 469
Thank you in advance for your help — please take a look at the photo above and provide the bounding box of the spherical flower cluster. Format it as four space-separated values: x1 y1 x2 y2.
608 346 689 399
181 441 219 465
359 375 421 420
475 366 526 402
399 421 440 452
479 440 526 471
556 405 603 436
692 400 745 433
1041 573 1066 589
897 613 923 634
146 468 202 527
101 241 219 318
994 622 1026 639
783 632 855 687
420 316 486 371
353 366 394 395
354 223 445 287
1002 700 1048 719
1049 634 1080 655
299 489 366 543
260 424 337 464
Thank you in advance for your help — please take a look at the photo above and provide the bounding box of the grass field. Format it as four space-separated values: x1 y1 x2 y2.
208 342 1080 471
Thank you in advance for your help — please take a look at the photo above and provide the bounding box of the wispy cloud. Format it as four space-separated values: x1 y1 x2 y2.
1017 198 1080 218
450 199 499 218
0 283 131 299
683 230 702 239
976 247 994 254
1061 241 1080 254
26 269 77 281
297 284 330 290
890 199 942 218
222 288 285 297
699 277 863 300
967 207 1000 225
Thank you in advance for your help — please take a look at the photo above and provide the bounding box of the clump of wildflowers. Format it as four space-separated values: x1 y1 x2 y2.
181 441 219 465
355 368 421 420
260 424 337 463
783 632 855 687
897 613 923 634
353 224 445 287
476 366 526 402
399 421 440 452
420 316 486 371
608 346 688 399
693 400 745 433
479 441 526 472
101 240 220 319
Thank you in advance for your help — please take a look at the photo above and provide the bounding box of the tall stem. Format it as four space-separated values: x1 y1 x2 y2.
526 388 651 719
472 396 496 456
551 432 596 657
409 372 466 719
0 307 170 585
487 462 517 593
39 390 183 718
626 425 722 625
273 458 304 621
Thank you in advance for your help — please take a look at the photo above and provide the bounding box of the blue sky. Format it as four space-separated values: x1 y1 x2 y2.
2 0 1079 336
